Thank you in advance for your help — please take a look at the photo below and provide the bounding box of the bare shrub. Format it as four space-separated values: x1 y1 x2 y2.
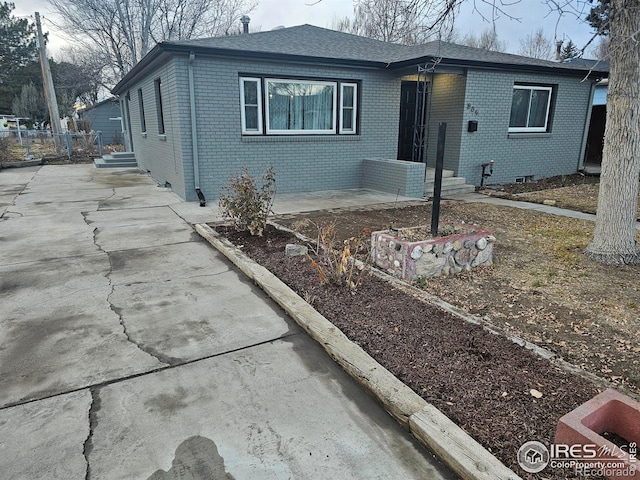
219 165 276 236
300 219 371 293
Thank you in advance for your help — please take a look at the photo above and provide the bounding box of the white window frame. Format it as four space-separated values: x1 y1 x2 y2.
239 77 263 135
265 78 337 135
508 85 553 133
339 83 358 134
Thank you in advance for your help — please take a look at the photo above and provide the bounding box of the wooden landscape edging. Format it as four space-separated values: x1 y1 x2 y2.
195 223 522 480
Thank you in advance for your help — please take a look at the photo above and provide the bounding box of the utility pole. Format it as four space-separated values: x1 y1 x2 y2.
35 12 62 148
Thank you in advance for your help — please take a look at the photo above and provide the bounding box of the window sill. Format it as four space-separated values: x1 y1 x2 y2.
241 135 361 143
507 132 552 139
158 134 167 141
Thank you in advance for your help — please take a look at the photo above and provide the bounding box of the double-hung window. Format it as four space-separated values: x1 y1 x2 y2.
340 83 357 134
240 77 263 134
239 76 358 136
509 85 553 133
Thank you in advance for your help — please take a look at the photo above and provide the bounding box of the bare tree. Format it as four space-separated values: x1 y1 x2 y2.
585 0 640 264
518 28 554 59
462 27 507 51
58 46 108 104
332 0 460 45
589 36 610 59
47 0 256 82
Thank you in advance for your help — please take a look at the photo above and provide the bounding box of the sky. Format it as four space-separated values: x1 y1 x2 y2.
14 0 598 57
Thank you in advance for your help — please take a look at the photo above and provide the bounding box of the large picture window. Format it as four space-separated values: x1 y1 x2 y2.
509 85 553 133
266 79 336 134
239 76 358 136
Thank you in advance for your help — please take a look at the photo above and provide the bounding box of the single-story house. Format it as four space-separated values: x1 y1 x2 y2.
78 97 123 144
111 24 608 202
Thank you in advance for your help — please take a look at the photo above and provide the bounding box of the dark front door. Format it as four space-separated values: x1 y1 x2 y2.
397 81 427 162
397 81 417 161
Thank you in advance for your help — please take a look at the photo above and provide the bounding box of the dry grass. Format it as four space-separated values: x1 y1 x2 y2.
513 182 640 220
276 188 640 398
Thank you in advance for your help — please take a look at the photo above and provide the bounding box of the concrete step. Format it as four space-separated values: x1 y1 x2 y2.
424 176 476 197
110 151 136 160
94 158 138 169
425 176 467 188
428 184 476 197
101 154 136 163
424 167 455 182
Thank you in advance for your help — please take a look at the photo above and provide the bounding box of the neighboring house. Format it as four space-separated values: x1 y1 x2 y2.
565 58 609 170
78 98 123 145
111 24 608 202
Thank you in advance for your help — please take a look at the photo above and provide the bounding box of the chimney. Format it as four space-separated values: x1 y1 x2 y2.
241 16 250 34
555 40 563 61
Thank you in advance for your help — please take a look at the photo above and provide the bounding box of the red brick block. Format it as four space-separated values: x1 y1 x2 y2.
555 389 639 479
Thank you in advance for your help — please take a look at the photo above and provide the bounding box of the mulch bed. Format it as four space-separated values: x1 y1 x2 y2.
216 224 603 480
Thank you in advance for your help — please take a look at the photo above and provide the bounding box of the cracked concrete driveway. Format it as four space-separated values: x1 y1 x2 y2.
0 165 455 480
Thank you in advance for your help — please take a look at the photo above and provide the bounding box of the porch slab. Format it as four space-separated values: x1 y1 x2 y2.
271 188 421 215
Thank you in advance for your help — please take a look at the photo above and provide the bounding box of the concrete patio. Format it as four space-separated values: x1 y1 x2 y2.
0 165 453 480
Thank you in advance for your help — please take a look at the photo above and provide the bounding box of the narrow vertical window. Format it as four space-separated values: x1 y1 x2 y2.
154 78 165 135
239 77 263 134
340 83 357 134
138 88 146 133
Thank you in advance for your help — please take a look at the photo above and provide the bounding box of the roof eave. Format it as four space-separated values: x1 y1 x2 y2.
390 56 609 77
111 43 389 95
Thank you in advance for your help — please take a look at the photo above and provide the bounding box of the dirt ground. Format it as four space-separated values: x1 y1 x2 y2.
221 224 603 479
213 174 640 478
274 191 640 398
484 173 640 220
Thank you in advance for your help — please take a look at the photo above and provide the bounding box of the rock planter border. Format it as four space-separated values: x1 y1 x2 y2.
371 223 495 280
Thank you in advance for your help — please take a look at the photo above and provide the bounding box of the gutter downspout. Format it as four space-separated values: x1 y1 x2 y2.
578 81 596 172
189 52 206 206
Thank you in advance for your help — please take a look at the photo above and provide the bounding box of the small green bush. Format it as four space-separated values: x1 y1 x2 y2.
219 165 276 236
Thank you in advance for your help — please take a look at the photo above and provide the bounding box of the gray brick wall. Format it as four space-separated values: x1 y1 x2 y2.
120 53 594 200
425 73 467 172
124 54 401 201
363 158 426 198
188 57 400 202
126 58 189 199
457 70 593 186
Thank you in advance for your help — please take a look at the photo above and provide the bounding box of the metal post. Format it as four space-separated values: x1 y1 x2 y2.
16 118 22 146
430 122 446 237
97 131 104 157
25 129 31 158
65 131 72 159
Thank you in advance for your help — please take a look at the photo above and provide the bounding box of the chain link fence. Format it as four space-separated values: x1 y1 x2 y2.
0 129 117 163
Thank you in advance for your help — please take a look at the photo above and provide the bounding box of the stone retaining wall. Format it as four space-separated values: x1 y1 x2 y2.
371 224 495 280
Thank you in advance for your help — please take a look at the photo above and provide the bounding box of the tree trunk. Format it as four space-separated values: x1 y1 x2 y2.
585 0 640 265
